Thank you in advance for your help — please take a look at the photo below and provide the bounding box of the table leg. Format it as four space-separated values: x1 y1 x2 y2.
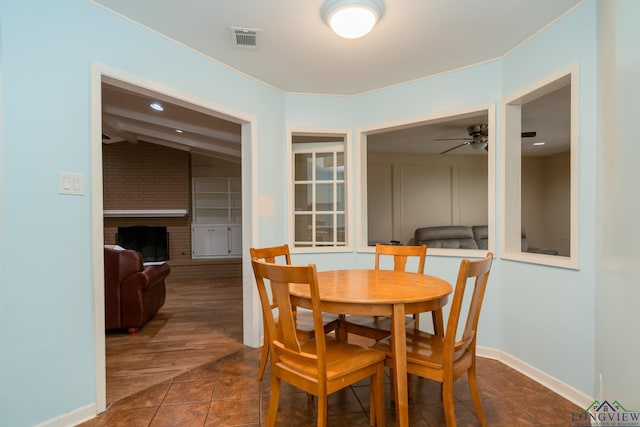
391 304 409 427
337 314 348 341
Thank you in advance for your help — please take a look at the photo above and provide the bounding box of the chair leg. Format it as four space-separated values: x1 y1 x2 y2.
257 343 269 380
388 368 397 403
317 394 328 427
370 364 385 426
468 363 487 427
442 380 457 427
267 376 281 427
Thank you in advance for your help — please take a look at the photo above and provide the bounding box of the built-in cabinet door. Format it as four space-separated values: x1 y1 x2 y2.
192 224 229 258
229 225 242 256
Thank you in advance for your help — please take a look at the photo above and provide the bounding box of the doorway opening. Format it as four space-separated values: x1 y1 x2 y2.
92 69 256 410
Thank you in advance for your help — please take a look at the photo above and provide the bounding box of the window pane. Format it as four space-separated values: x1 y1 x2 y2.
316 214 333 242
336 152 344 180
315 153 334 181
336 183 344 211
295 153 312 181
295 184 312 211
337 214 345 243
294 215 312 242
316 183 334 211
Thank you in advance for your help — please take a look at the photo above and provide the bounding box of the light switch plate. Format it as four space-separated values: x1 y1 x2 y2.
58 172 85 195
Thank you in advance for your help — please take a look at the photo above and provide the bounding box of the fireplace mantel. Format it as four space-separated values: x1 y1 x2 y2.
104 209 188 218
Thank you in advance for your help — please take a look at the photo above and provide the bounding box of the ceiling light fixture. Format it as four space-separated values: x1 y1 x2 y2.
533 141 546 146
150 102 164 111
321 0 385 39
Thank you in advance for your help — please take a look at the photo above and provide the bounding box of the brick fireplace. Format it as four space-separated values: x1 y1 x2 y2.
102 141 241 281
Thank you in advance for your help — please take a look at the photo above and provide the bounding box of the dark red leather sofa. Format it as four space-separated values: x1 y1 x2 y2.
104 246 170 334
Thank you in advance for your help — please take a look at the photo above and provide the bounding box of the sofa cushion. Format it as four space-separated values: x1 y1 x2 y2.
414 225 479 249
472 225 489 250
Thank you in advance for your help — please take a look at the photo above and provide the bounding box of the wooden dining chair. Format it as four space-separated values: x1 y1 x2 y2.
251 259 386 426
373 252 494 427
249 244 340 380
342 243 435 341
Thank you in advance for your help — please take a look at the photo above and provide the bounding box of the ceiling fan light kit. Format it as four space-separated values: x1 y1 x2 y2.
321 0 385 39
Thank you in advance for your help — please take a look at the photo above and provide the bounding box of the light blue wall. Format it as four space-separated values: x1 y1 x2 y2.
595 0 640 409
4 0 637 425
0 1 282 425
500 1 598 396
508 0 599 396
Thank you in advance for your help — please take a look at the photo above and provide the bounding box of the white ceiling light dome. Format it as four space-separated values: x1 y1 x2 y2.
321 0 385 39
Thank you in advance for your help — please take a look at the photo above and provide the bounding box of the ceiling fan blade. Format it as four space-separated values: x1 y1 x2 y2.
440 142 470 154
521 131 536 138
434 137 472 141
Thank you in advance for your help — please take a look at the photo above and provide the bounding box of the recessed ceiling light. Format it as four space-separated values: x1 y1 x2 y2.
533 141 545 146
150 102 164 111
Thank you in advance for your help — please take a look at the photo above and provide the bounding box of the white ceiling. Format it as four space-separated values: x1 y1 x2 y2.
94 0 582 95
98 0 578 159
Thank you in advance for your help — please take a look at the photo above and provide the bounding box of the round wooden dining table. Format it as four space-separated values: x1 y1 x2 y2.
289 269 453 427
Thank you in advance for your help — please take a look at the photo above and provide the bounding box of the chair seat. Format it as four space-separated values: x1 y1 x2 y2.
342 314 415 341
279 336 386 381
374 328 469 370
344 314 414 330
295 310 340 335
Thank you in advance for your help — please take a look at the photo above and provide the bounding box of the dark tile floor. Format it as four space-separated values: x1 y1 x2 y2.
79 345 581 426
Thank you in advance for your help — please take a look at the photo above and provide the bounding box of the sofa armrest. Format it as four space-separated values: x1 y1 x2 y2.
123 263 170 292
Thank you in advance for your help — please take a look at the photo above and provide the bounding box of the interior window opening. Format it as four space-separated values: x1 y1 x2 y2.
363 109 492 254
502 67 577 269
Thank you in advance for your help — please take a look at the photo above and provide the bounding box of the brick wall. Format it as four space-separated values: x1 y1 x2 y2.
102 141 241 280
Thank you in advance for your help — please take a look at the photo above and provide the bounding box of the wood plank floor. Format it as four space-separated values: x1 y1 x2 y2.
105 276 245 405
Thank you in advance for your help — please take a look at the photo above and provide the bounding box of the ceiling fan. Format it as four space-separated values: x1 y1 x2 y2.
435 124 536 154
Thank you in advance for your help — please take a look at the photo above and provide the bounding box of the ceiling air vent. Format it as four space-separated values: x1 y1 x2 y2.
230 27 259 49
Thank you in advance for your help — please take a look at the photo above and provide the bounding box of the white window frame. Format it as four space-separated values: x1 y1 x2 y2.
288 130 351 253
500 64 579 269
355 104 495 257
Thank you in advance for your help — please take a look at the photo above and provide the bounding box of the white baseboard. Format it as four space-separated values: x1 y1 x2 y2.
35 403 99 427
477 346 593 409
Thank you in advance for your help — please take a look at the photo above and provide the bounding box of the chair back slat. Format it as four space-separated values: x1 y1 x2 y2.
374 243 427 273
443 253 493 359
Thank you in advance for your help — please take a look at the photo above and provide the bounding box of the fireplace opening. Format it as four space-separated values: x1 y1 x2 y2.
116 226 169 262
